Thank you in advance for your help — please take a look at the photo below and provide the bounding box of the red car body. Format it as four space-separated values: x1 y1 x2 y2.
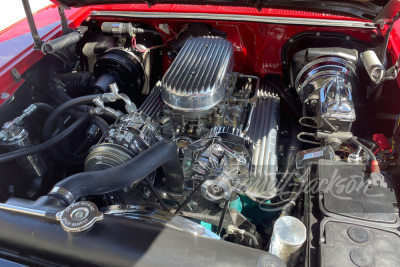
1 2 400 266
1 3 399 106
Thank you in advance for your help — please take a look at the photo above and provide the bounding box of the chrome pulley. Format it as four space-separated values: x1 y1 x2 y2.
85 112 162 171
183 127 250 203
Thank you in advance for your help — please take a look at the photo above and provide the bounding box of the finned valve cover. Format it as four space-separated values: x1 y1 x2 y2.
161 37 234 112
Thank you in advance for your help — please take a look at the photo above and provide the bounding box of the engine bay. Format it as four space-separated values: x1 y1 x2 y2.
0 13 400 267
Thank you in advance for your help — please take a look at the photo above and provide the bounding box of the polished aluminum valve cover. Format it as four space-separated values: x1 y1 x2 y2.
161 37 234 112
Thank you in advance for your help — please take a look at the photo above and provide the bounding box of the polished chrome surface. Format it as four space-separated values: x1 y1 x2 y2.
105 205 220 239
138 82 162 119
0 203 47 217
295 56 357 100
91 11 375 29
269 216 307 267
112 112 161 147
295 56 357 134
246 86 280 200
319 76 356 123
161 37 234 112
183 130 250 203
0 121 47 178
50 187 75 204
59 201 104 234
361 50 385 84
85 112 161 171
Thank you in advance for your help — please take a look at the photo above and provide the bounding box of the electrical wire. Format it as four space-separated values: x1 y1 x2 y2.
131 36 147 53
217 199 229 236
174 178 208 215
143 29 168 41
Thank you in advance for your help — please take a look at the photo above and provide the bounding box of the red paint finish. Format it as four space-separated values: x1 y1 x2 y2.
91 17 372 76
0 5 90 105
389 19 400 87
89 4 369 21
0 3 385 107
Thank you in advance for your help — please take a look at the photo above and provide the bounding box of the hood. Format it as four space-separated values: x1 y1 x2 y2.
50 0 399 22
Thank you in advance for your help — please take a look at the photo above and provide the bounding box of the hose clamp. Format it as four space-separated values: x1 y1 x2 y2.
50 187 75 204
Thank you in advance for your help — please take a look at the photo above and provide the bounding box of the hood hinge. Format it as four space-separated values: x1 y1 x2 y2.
21 0 81 53
22 0 44 50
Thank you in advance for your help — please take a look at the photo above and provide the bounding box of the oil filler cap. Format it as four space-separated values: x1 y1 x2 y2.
59 201 103 234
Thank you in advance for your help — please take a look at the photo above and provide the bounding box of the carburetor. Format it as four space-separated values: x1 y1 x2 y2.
159 36 236 137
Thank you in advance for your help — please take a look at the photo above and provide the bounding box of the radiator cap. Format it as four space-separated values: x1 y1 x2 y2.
59 201 103 235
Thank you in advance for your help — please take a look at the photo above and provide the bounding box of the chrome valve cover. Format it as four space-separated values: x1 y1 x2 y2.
161 37 234 113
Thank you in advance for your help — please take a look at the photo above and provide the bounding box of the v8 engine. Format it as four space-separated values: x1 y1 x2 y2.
1 15 399 267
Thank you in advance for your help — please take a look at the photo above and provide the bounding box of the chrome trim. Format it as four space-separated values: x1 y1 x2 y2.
0 203 46 217
90 11 375 29
105 205 220 239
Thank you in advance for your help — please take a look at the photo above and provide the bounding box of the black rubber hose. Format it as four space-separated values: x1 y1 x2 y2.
56 72 94 98
243 231 261 250
264 79 302 118
48 78 72 105
34 103 54 113
48 140 184 205
0 112 92 164
280 183 302 216
41 95 101 166
42 94 101 141
42 31 81 54
277 123 301 191
91 116 109 134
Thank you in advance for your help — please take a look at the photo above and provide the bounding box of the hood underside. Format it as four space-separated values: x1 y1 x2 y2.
50 0 399 22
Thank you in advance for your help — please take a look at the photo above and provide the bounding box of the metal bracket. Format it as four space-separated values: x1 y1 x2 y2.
21 0 74 51
384 54 400 80
11 68 22 83
21 0 44 50
379 13 400 63
58 5 71 35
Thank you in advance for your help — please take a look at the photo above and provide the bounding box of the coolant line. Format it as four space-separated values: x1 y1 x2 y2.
0 112 93 164
48 140 184 205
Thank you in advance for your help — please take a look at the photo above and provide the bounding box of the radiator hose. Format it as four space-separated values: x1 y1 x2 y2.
49 140 184 205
